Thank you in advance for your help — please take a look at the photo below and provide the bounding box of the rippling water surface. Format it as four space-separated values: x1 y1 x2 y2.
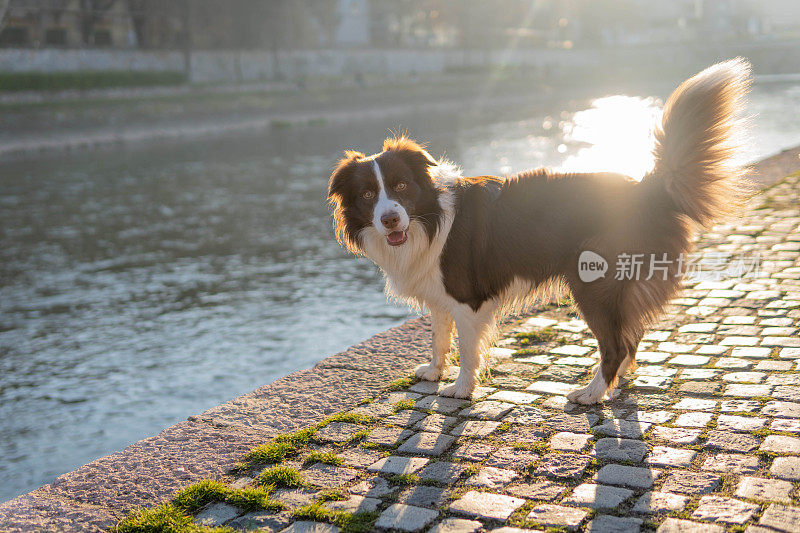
1 81 799 501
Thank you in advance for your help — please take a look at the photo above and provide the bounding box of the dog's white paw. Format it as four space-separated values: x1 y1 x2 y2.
414 363 442 382
438 379 473 399
566 385 608 405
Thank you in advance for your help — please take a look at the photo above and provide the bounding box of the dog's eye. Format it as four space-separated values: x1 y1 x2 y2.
362 190 375 200
394 182 407 191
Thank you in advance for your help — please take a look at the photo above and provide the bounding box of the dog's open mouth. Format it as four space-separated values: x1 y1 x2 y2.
386 230 407 246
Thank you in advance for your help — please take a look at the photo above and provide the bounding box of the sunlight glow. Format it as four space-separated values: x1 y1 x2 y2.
558 95 663 181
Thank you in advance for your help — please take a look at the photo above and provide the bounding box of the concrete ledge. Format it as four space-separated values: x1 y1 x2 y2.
192 316 432 434
0 491 117 533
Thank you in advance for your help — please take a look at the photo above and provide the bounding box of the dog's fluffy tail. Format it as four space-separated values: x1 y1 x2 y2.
643 58 751 226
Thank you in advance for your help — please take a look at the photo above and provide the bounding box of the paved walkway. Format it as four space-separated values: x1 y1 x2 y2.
0 150 798 532
163 168 800 532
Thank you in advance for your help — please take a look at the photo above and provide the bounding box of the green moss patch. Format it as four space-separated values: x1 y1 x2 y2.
392 399 417 412
304 451 343 466
515 327 559 343
257 465 305 488
292 503 379 533
243 426 318 467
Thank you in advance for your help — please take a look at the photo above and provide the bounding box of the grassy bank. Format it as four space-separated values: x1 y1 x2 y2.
0 70 186 92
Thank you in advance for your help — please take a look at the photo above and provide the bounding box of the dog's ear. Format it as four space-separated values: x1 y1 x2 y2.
327 150 364 201
382 136 437 183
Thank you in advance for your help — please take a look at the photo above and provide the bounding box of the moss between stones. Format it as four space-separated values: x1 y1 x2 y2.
115 373 417 532
117 503 227 533
304 451 343 466
388 375 415 391
319 412 375 426
257 465 305 488
117 480 285 533
515 327 560 344
392 399 416 412
292 503 379 533
241 426 318 467
386 473 419 485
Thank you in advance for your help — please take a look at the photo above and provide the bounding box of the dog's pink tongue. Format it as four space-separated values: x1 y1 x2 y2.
387 231 406 245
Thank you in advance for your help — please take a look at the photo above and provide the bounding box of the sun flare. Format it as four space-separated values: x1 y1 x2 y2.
558 95 663 181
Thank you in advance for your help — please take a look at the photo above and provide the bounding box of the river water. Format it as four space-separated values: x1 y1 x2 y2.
1 80 799 502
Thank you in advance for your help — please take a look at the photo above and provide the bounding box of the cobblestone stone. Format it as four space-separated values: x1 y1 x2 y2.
585 515 643 533
770 456 800 480
597 464 661 488
633 491 689 514
415 414 458 433
705 430 760 453
376 503 439 532
661 471 722 495
716 414 766 432
282 521 341 533
397 485 451 508
427 518 483 533
506 480 566 500
759 503 800 532
645 446 696 468
449 491 525 520
656 518 724 533
450 441 495 461
735 476 794 503
416 395 469 414
195 502 240 526
485 447 538 471
350 476 397 497
465 466 518 488
450 420 501 437
386 410 428 427
593 438 649 462
398 432 456 456
652 426 702 444
322 494 380 513
418 462 468 484
692 496 759 525
760 434 800 454
228 511 293 531
535 453 591 478
525 504 587 530
701 453 759 474
562 483 634 509
367 426 415 446
549 431 594 451
594 419 652 438
368 456 429 475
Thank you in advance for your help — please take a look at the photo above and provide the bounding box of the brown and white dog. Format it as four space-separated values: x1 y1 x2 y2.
327 59 750 404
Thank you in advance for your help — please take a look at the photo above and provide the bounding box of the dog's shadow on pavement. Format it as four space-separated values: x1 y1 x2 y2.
560 378 659 509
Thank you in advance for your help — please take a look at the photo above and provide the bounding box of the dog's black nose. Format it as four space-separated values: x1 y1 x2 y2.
381 212 400 229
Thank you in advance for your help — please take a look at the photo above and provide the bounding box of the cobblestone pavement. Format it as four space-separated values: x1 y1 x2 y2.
158 171 800 532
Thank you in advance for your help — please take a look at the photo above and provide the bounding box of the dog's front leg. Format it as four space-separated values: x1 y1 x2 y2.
439 304 494 399
415 306 454 382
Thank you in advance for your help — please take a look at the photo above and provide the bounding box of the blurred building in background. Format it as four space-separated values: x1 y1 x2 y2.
2 0 800 51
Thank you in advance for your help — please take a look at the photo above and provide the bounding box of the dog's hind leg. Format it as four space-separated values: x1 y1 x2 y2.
567 293 647 404
565 278 633 405
439 303 495 399
416 306 454 381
